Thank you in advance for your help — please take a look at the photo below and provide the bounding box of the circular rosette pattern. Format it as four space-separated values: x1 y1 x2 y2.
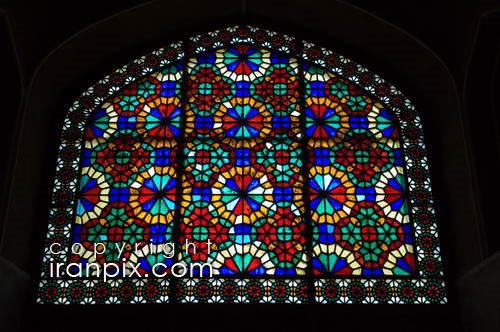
308 166 356 223
215 98 272 138
130 167 177 224
212 166 274 225
305 97 350 139
215 45 271 80
139 97 182 139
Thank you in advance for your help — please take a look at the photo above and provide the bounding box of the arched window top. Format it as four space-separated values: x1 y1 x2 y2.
37 25 446 304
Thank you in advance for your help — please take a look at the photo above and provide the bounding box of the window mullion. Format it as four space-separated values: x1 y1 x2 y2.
168 36 192 304
297 40 316 304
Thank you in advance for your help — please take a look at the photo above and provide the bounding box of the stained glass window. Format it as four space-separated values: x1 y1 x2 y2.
37 26 446 304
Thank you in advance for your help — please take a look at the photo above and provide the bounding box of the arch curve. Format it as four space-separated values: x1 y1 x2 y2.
33 25 446 304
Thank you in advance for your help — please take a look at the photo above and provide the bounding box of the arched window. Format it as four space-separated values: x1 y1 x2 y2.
37 25 445 304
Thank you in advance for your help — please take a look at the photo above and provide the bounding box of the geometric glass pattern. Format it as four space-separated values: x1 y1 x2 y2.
37 25 446 304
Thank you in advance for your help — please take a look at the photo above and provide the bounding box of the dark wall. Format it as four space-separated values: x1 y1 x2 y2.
464 12 500 255
0 12 22 244
3 0 500 87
